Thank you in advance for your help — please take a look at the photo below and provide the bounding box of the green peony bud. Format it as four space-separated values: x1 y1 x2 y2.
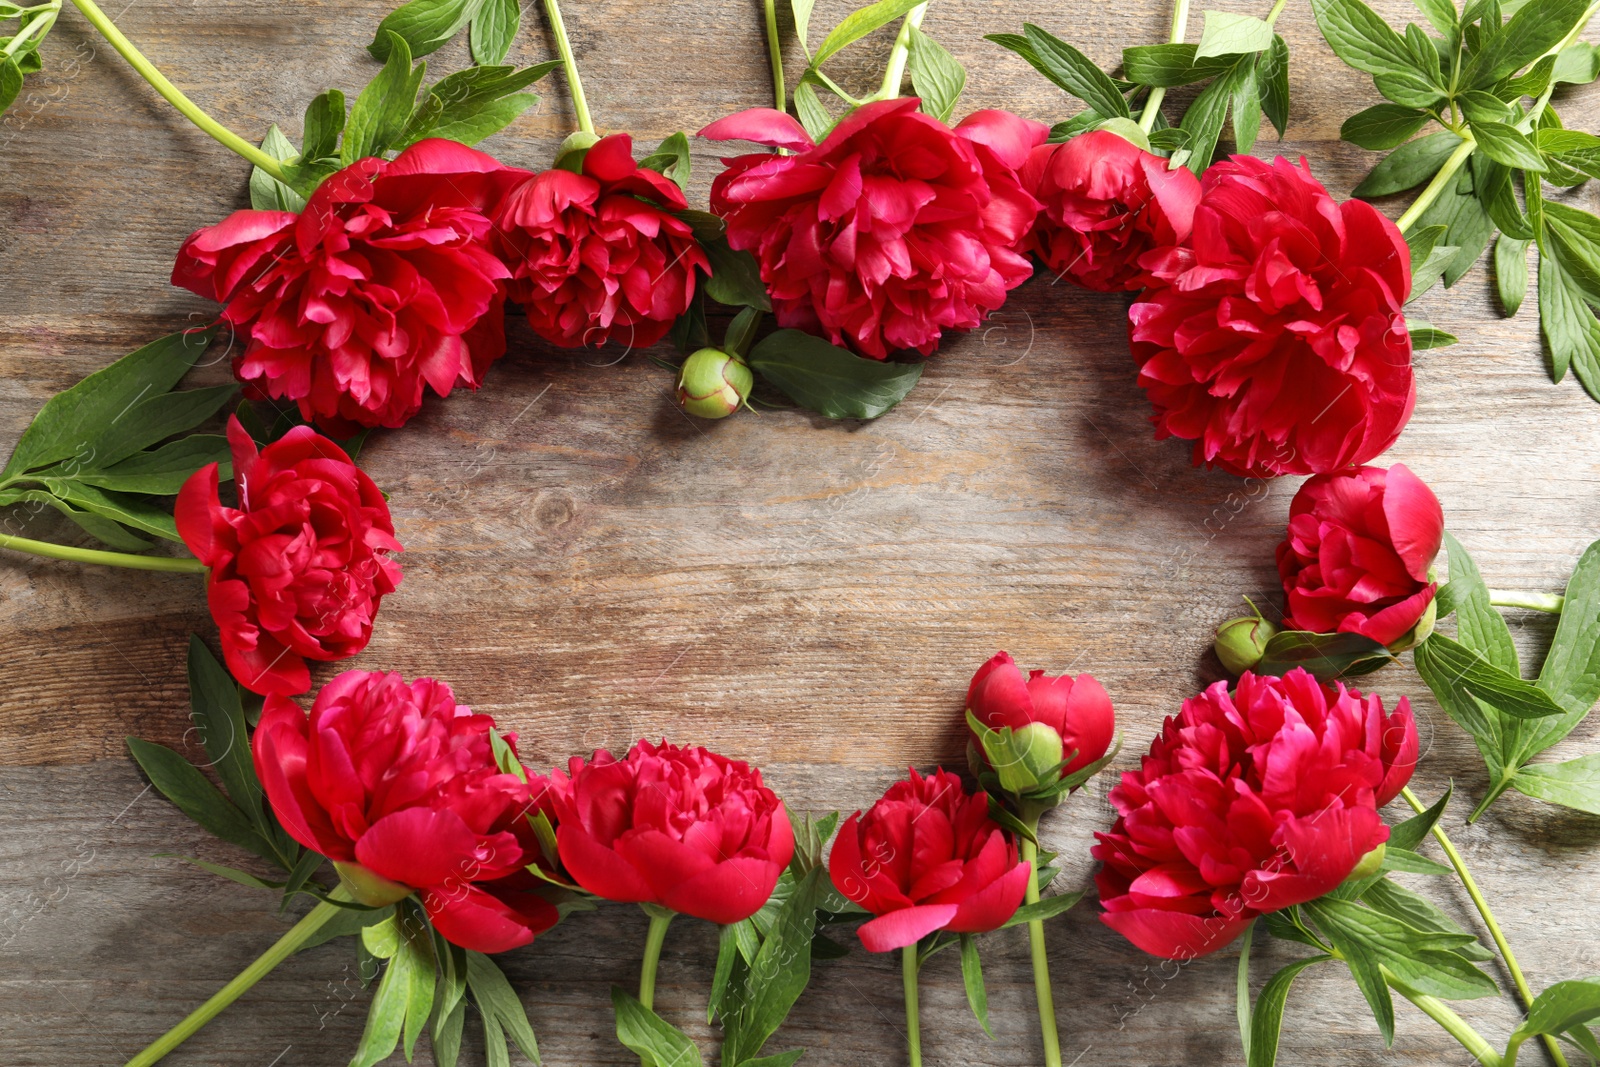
334 860 413 907
676 347 753 419
1345 842 1386 883
994 721 1067 796
1215 615 1279 675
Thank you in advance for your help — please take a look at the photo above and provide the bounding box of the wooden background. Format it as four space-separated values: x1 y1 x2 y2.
3 0 1599 1063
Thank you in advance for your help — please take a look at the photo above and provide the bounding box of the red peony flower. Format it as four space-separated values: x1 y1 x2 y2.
493 133 708 351
829 767 1030 951
1020 129 1202 292
1278 463 1445 646
542 739 794 924
966 650 1115 794
173 140 520 433
252 670 559 953
176 416 401 697
1129 155 1415 477
700 100 1046 359
1093 668 1418 960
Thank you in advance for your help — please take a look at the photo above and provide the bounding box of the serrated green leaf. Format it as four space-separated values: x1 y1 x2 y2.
747 330 922 420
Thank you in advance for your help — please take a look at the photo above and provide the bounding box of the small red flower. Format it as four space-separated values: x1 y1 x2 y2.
701 101 1046 359
493 134 709 350
176 416 401 696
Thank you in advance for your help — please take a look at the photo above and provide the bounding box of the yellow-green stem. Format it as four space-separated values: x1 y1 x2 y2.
1139 0 1190 132
763 0 785 114
542 0 593 136
2 1 57 58
1020 831 1063 1067
65 0 285 180
1402 787 1568 1067
0 532 207 573
1395 135 1476 233
902 944 923 1067
124 887 352 1066
1489 590 1565 613
876 2 928 101
1390 976 1503 1067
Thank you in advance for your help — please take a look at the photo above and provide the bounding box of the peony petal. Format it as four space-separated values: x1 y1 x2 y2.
857 903 961 952
422 883 559 953
699 108 815 151
1382 463 1445 581
556 823 655 904
1099 906 1251 961
354 806 497 889
661 856 785 924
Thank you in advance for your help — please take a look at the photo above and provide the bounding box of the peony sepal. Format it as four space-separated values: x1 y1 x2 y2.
334 860 414 908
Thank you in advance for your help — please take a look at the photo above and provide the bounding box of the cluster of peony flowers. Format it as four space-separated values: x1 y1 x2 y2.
174 138 708 433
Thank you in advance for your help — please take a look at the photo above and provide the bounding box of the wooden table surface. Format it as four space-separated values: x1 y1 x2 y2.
3 0 1600 1063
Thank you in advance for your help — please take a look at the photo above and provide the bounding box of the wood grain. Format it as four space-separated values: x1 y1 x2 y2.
3 0 1600 1063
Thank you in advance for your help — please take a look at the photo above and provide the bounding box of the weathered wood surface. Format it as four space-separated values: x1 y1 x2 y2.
3 0 1600 1063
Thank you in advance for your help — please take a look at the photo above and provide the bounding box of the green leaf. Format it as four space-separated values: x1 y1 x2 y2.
1236 922 1254 1062
703 237 772 312
723 306 762 358
1440 530 1520 673
1409 321 1458 348
1542 201 1600 304
1496 234 1532 315
1355 130 1462 195
1471 119 1547 169
638 132 692 192
748 330 922 420
71 434 230 495
466 952 539 1063
1342 103 1430 149
1466 0 1594 86
7 490 151 551
126 736 277 865
1196 11 1274 58
1179 54 1253 173
351 941 415 1067
470 0 520 65
420 61 555 147
742 1053 806 1067
0 57 21 117
1248 955 1330 1067
1507 980 1600 1065
959 934 991 1037
723 869 826 1064
346 32 427 163
1553 41 1600 83
1000 890 1085 928
1121 42 1237 86
908 25 965 123
1259 35 1291 137
1361 878 1493 962
1415 164 1496 286
1539 248 1600 388
1020 23 1132 119
1381 846 1455 875
1536 128 1600 180
707 921 740 1024
1311 0 1430 80
793 81 834 142
1390 784 1452 852
1514 754 1600 814
433 999 467 1067
185 635 271 842
1475 157 1533 240
251 125 306 212
1535 536 1600 724
165 855 287 891
78 384 237 470
1231 62 1261 154
300 89 346 163
792 0 814 52
1416 631 1568 719
813 0 925 66
369 0 479 61
612 987 704 1066
2 330 212 481
1255 629 1393 681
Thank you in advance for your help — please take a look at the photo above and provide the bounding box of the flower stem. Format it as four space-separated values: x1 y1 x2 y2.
1020 830 1064 1067
1488 590 1565 613
541 0 594 137
876 2 928 101
0 532 207 573
124 887 351 1067
637 908 673 1011
1139 0 1190 132
1395 135 1476 233
1389 975 1503 1067
902 944 923 1067
2 0 58 58
763 0 786 114
64 0 285 180
1401 787 1569 1067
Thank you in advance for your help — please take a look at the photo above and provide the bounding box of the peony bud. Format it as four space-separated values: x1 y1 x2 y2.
676 347 753 419
1215 615 1278 675
1345 843 1387 883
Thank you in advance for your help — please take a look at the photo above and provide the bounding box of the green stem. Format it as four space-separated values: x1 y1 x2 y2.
1 1 57 58
541 0 594 136
64 0 285 180
1396 134 1476 233
1402 787 1569 1067
1390 976 1503 1067
875 2 928 101
1020 830 1064 1067
124 887 352 1067
638 908 673 1011
763 0 786 114
1263 0 1289 25
0 532 207 573
1138 0 1190 132
902 944 923 1067
1489 590 1565 613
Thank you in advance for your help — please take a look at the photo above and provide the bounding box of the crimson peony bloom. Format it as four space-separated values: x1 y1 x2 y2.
1020 130 1202 292
541 739 794 924
176 416 401 697
966 650 1115 795
1129 155 1415 477
1093 668 1418 960
701 100 1046 359
1278 463 1445 646
173 139 519 433
493 134 709 350
829 767 1030 952
252 670 559 953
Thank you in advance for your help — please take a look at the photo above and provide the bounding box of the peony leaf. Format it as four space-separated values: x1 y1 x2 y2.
1408 321 1458 348
639 131 692 191
1230 61 1261 154
1437 531 1520 673
1310 0 1428 81
1355 129 1462 196
612 987 704 1066
1538 248 1600 388
1412 163 1495 286
812 0 924 67
707 921 740 1024
1341 103 1430 149
1388 783 1452 852
1513 753 1600 814
791 0 815 54
1255 629 1393 681
722 868 825 1064
1495 234 1533 316
251 125 306 212
368 0 480 61
1121 42 1238 86
469 0 520 65
432 999 467 1067
1359 878 1493 961
1466 0 1593 86
959 934 992 1037
1019 24 1131 119
1178 52 1253 174
1554 40 1600 82
71 434 231 495
0 56 20 117
1472 119 1548 170
1416 632 1567 719
1258 35 1290 138
908 25 965 124
467 951 540 1063
126 736 279 867
747 329 922 420
1506 980 1600 1067
1247 953 1332 1067
1237 922 1254 1062
703 237 773 312
1195 11 1274 58
1000 890 1085 928
792 80 835 142
345 32 427 163
75 383 238 471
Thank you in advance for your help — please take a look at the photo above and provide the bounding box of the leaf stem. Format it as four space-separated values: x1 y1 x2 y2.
1020 829 1064 1067
902 943 923 1067
541 0 594 136
0 531 207 573
64 0 285 180
1263 0 1289 26
1396 135 1476 233
1138 0 1190 133
875 2 928 102
1 0 57 58
1401 787 1569 1067
1489 590 1566 613
124 886 351 1067
763 0 786 114
1388 975 1503 1067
